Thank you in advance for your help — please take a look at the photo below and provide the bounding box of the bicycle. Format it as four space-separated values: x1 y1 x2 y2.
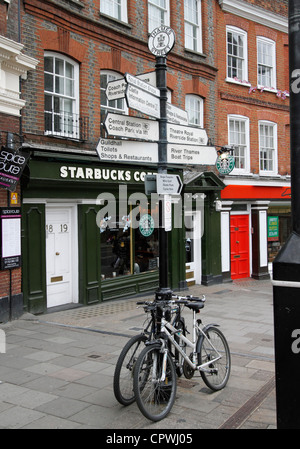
132 296 231 422
113 297 187 406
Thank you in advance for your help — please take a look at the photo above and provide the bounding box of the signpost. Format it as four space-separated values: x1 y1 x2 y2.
125 83 160 119
96 138 158 164
104 113 159 141
105 78 126 101
166 102 189 125
167 144 217 165
167 123 207 146
156 174 182 195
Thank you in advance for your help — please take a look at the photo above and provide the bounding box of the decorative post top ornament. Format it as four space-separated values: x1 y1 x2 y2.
148 26 176 57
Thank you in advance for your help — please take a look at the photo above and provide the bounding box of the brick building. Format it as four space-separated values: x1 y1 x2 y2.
0 0 37 321
0 0 291 319
215 0 290 281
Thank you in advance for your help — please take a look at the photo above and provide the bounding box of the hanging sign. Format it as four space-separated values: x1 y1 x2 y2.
0 147 30 192
0 207 22 269
215 154 235 174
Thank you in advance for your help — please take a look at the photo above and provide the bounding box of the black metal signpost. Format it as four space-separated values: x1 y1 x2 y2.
272 0 300 429
148 26 176 301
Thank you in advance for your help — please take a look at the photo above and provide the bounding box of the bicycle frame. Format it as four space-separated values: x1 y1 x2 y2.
159 307 222 375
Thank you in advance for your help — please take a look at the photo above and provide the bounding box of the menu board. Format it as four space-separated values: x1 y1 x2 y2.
0 207 21 269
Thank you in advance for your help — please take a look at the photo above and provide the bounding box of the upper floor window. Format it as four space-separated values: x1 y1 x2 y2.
100 0 128 23
185 94 203 127
228 115 250 174
44 52 80 139
184 0 202 53
100 71 127 135
259 121 277 175
257 37 276 89
148 0 170 33
226 26 248 82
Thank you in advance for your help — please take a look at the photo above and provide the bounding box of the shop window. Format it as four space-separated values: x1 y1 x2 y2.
148 0 170 33
267 209 292 263
100 204 159 279
44 52 79 139
184 0 202 53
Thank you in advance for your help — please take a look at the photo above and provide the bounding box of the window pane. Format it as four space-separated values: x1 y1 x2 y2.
44 57 53 73
44 73 53 92
55 58 64 75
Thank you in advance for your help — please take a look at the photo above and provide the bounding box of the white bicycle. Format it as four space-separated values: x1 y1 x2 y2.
133 296 231 422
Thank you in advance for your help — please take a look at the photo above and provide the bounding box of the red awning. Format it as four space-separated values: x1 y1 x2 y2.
221 185 291 200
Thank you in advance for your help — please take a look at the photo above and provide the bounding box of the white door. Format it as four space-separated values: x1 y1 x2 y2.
185 210 202 284
46 206 77 308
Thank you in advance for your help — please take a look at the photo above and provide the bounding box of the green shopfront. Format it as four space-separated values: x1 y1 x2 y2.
21 152 224 314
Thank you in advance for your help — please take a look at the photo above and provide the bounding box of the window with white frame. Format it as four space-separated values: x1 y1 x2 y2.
148 0 170 33
257 37 276 89
44 52 79 138
228 115 250 173
226 26 248 81
100 71 127 135
100 0 128 23
185 94 203 127
259 121 277 175
184 0 202 53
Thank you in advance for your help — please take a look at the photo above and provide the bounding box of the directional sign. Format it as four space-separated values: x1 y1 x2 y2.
167 123 208 146
167 144 217 165
136 71 156 87
105 78 127 101
104 113 159 141
97 138 158 164
166 103 189 125
126 84 160 119
156 174 183 195
125 73 160 97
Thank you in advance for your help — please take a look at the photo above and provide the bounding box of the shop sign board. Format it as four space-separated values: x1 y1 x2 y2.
268 216 279 241
104 113 159 141
156 173 183 195
0 207 21 270
167 123 208 146
166 103 189 125
125 84 160 119
167 144 217 165
0 147 30 192
96 138 158 164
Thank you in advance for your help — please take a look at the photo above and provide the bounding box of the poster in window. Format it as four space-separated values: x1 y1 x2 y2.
0 207 21 269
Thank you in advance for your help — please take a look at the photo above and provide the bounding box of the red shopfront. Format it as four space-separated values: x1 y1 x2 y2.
219 183 291 280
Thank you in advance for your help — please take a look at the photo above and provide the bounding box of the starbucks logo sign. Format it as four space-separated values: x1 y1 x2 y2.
139 214 155 237
216 155 235 175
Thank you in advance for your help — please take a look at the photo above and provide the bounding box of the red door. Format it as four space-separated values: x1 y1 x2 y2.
230 215 250 279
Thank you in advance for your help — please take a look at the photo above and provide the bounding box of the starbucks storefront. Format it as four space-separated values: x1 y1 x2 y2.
21 152 186 314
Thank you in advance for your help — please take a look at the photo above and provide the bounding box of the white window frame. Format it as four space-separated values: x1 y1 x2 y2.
100 0 128 23
184 0 202 54
185 94 204 128
228 115 250 175
148 0 170 33
257 36 276 90
226 26 248 83
259 120 278 176
44 52 79 139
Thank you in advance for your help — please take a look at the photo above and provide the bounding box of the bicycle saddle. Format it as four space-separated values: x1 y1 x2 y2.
185 302 204 312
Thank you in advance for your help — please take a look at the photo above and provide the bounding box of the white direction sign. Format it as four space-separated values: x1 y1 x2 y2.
125 73 160 97
167 123 208 146
104 113 159 141
97 138 158 164
136 71 156 87
166 103 189 125
126 84 160 119
105 78 126 101
167 144 217 165
157 174 183 195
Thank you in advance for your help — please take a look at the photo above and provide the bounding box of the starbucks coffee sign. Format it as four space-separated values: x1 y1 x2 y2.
216 155 235 175
139 214 155 237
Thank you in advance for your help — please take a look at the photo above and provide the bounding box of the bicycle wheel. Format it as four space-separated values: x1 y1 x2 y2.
198 326 231 391
113 334 147 405
133 343 177 422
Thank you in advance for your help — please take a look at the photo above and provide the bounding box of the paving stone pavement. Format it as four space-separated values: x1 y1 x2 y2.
0 278 278 430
